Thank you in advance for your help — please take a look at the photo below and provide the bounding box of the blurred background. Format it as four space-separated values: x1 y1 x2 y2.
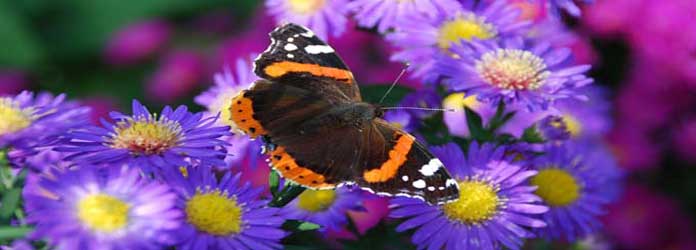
1 0 695 249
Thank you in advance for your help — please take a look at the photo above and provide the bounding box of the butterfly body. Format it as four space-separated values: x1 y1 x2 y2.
229 23 459 205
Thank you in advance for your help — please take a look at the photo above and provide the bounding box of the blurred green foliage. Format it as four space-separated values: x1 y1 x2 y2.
0 0 259 109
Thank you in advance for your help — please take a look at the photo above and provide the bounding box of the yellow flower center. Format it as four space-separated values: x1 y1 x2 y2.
437 13 497 49
77 193 130 233
443 180 500 224
476 49 550 90
297 189 337 212
443 92 480 111
110 116 182 155
561 115 582 137
185 190 243 236
288 0 326 15
531 168 581 206
0 98 34 136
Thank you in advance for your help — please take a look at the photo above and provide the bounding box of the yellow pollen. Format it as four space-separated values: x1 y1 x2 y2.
443 180 500 224
531 168 581 206
297 189 337 212
561 115 582 137
110 116 182 155
437 13 497 49
185 190 242 236
288 0 326 15
77 193 130 233
179 166 189 177
0 98 34 136
476 49 550 90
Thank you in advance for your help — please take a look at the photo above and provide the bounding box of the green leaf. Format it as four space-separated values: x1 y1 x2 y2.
359 85 412 106
521 126 545 143
269 170 280 197
268 184 306 207
0 1 44 68
465 107 493 142
296 222 320 231
0 226 32 240
0 188 21 221
418 112 452 146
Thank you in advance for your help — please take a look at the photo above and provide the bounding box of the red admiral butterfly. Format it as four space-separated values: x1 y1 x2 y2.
229 23 459 205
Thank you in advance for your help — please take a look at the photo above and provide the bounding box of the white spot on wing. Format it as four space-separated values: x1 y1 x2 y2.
419 158 443 176
287 53 294 58
401 175 409 182
438 186 445 190
427 186 435 191
301 29 315 37
284 43 298 51
304 45 334 54
446 179 457 187
287 37 294 42
412 179 426 189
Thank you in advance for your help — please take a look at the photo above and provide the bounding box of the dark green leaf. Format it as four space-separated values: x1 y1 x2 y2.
360 85 412 106
268 184 306 207
418 112 452 146
521 126 545 143
465 107 493 142
0 226 32 240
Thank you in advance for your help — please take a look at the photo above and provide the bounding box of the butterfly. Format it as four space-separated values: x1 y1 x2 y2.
229 23 459 205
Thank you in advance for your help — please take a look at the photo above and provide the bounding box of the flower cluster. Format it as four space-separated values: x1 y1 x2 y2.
0 0 639 250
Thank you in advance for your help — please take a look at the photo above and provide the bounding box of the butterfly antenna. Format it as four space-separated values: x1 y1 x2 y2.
381 107 456 112
378 63 410 104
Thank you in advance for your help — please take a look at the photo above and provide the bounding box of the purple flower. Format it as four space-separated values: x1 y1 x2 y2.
554 86 611 138
103 20 171 65
0 91 89 166
529 141 622 241
383 109 416 133
23 165 182 250
0 70 30 95
282 187 364 231
548 0 594 17
266 0 349 40
347 0 462 33
537 115 570 141
390 143 548 250
386 0 530 80
398 88 442 119
437 38 593 111
58 100 230 172
195 55 262 168
159 166 287 250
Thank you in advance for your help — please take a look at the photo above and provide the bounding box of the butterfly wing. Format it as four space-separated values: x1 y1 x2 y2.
254 23 362 101
355 119 460 205
230 79 358 188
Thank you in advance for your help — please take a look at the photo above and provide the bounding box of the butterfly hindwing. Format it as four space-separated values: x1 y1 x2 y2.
254 23 361 101
356 120 459 205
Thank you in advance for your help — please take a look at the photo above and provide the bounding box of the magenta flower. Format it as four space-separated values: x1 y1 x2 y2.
104 20 171 65
146 51 207 103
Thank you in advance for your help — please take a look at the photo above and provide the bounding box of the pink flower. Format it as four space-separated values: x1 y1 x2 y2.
103 20 171 65
146 51 207 103
603 184 696 250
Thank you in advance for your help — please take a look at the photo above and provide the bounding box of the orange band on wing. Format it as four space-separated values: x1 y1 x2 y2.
363 133 415 183
269 146 334 189
229 90 267 138
263 61 354 82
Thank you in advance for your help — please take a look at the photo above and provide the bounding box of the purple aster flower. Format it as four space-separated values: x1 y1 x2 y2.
347 0 462 33
159 166 287 250
195 55 262 168
437 38 593 111
265 0 349 40
390 143 548 250
537 115 570 141
529 141 622 241
397 88 442 119
554 86 611 138
282 187 364 231
442 92 496 137
383 109 416 133
58 100 230 172
547 0 593 17
0 91 89 167
386 0 530 80
22 165 182 250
